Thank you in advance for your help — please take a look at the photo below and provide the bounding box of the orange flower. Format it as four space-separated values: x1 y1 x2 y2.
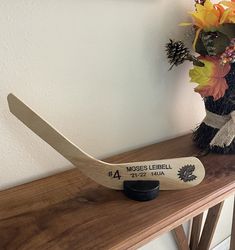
219 0 235 23
220 0 235 9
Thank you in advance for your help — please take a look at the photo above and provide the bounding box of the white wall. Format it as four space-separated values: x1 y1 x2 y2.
0 1 232 249
0 0 204 190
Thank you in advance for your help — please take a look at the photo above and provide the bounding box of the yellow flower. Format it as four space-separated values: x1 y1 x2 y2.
181 0 235 28
181 0 235 48
181 1 223 30
191 1 221 30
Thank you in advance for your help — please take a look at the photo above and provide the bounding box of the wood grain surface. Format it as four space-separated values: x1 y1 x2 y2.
197 202 224 250
173 225 190 250
190 213 203 250
0 134 234 250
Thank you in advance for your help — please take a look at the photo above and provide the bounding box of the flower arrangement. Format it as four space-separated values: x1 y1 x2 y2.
166 0 235 154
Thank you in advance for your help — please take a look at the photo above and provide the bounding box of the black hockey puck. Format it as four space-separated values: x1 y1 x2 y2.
123 180 160 201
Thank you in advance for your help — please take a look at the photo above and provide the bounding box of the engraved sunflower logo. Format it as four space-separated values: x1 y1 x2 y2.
178 165 197 182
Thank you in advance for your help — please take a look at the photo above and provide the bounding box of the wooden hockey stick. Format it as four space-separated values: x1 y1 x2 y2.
7 94 205 190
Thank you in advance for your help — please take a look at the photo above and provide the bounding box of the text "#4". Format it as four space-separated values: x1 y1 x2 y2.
108 170 121 180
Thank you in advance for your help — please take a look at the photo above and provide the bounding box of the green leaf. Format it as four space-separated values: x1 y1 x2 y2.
195 33 208 56
213 31 230 55
218 23 235 39
195 30 230 56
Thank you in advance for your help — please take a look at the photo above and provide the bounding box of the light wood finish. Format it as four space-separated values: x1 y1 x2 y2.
231 196 235 250
0 135 234 250
173 225 190 250
190 213 203 250
197 202 224 250
7 93 205 190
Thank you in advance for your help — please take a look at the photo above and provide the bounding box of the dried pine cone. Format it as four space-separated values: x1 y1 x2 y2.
166 40 190 70
165 39 204 70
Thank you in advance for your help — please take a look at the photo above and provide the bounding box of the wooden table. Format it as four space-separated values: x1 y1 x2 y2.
0 134 234 250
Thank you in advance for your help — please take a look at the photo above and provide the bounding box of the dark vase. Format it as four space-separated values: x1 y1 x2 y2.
193 62 235 154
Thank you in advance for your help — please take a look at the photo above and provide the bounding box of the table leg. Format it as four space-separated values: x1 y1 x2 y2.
190 213 203 250
230 196 235 250
173 225 190 250
197 201 224 250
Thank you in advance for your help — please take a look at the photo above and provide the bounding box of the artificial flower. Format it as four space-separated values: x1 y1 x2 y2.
219 0 235 23
181 0 224 30
181 0 235 48
189 56 231 100
220 0 235 9
220 38 235 65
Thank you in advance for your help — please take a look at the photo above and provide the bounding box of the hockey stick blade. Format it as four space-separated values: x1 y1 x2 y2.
7 93 205 190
